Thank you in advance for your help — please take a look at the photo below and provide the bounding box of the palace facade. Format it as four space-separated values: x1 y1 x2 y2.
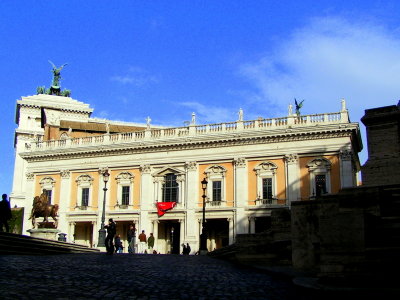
11 94 362 253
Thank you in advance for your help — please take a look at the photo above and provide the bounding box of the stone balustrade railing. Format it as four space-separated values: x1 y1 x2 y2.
26 111 348 152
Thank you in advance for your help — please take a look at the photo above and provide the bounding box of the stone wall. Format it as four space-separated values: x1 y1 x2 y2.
361 104 400 185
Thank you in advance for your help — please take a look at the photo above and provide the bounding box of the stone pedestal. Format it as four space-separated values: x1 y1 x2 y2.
27 228 61 241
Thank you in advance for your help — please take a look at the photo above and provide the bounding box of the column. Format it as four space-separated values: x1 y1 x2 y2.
249 217 256 234
185 161 198 241
58 169 71 237
23 172 36 234
91 221 97 247
68 221 76 243
285 154 300 204
179 219 184 247
234 157 248 234
228 218 234 244
152 220 159 253
139 164 152 234
340 150 354 188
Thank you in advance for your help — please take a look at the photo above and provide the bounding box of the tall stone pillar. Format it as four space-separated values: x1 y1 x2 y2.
58 169 71 237
139 164 152 234
152 220 159 252
228 218 234 244
179 219 184 246
339 150 354 188
23 172 36 234
185 161 198 242
249 216 256 234
285 154 300 203
91 221 97 247
68 221 76 243
234 157 248 234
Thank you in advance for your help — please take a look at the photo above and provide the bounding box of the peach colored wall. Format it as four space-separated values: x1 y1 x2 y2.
299 155 340 200
247 158 286 205
198 162 234 207
70 171 100 211
109 169 141 210
34 174 61 205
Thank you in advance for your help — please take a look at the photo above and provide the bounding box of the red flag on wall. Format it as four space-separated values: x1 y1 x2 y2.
156 202 177 217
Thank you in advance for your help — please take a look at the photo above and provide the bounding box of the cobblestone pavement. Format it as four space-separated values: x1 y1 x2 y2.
0 254 340 299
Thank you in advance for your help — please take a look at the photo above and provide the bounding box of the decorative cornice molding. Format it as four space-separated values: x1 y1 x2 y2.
21 128 356 162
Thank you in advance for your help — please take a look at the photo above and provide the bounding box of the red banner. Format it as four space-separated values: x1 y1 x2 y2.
156 202 177 217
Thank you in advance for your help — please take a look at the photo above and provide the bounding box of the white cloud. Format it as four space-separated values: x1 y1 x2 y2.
111 67 158 86
238 17 400 163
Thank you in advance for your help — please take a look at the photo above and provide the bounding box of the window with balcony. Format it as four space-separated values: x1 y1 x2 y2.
204 165 227 206
75 174 94 209
254 161 277 204
39 177 56 205
115 172 134 208
307 157 331 198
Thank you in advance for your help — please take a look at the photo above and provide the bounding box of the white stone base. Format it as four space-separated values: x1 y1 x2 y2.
27 229 60 241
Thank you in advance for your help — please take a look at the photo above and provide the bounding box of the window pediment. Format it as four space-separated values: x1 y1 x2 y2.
307 157 331 171
153 167 184 177
254 161 277 175
204 165 227 177
40 177 56 187
115 171 134 184
75 174 94 186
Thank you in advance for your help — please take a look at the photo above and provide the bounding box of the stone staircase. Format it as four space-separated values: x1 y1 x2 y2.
0 232 100 255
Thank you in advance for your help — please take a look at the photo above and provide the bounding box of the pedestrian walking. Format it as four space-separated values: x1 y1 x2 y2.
182 243 187 255
104 218 116 255
114 234 123 253
148 233 155 252
138 230 147 254
127 224 136 253
0 194 12 233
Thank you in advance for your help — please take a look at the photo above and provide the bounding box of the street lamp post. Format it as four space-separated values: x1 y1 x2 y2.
97 170 110 247
199 178 208 255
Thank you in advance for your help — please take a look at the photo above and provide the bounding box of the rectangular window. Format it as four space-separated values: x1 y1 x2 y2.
46 190 52 204
121 186 130 205
81 188 89 207
262 178 273 200
212 181 222 201
162 174 179 202
315 174 327 196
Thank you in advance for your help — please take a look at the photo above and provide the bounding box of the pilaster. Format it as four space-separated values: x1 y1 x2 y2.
234 157 248 234
285 153 300 203
339 150 354 188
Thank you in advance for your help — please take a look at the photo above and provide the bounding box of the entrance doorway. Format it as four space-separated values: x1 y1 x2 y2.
157 221 181 254
205 219 229 251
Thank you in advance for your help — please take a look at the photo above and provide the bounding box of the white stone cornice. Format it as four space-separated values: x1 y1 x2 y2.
19 125 358 162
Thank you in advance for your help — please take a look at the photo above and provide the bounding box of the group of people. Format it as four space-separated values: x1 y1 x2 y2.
104 218 156 255
182 243 191 255
0 194 12 233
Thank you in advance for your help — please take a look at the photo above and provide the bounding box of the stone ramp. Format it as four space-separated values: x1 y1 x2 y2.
0 232 99 255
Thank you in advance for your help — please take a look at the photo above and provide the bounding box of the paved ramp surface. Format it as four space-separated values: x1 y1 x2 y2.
0 253 359 299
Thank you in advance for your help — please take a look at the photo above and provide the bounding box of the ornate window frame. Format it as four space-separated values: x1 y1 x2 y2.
39 177 56 204
254 161 278 202
75 174 94 208
204 165 227 203
307 157 332 197
152 167 185 204
115 171 134 207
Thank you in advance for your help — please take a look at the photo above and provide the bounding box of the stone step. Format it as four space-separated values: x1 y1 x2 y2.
0 232 100 255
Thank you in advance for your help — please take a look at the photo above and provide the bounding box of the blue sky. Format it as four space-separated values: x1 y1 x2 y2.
1 1 400 195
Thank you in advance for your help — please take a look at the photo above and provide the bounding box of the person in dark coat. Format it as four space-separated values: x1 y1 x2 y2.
114 234 123 253
0 194 12 233
104 218 116 255
127 224 135 253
